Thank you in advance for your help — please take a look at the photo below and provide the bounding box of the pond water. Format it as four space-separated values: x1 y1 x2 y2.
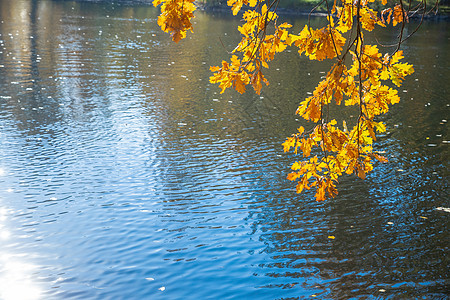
0 0 448 299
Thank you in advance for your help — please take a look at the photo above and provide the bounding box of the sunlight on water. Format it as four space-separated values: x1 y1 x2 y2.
0 208 42 300
0 257 42 300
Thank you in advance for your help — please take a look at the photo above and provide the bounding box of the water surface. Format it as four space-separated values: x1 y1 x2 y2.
0 0 448 299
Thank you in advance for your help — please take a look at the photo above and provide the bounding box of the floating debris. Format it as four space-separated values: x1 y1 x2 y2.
436 207 450 213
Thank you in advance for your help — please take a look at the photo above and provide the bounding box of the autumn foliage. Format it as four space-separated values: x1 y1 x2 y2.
153 0 432 200
153 0 196 42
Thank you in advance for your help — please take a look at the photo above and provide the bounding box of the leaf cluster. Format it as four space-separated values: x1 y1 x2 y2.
155 0 434 200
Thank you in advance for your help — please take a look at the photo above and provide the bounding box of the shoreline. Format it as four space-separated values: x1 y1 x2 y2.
198 3 449 19
73 0 449 19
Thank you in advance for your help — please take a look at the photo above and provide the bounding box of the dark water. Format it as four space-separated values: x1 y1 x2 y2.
0 0 448 299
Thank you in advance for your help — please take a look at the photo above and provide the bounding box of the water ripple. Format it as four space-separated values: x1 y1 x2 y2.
0 1 448 299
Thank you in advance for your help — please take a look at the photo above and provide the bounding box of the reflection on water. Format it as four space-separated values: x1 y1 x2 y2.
0 0 448 298
0 205 43 300
0 255 43 300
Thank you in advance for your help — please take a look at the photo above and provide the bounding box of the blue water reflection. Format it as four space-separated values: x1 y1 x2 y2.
0 0 448 299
